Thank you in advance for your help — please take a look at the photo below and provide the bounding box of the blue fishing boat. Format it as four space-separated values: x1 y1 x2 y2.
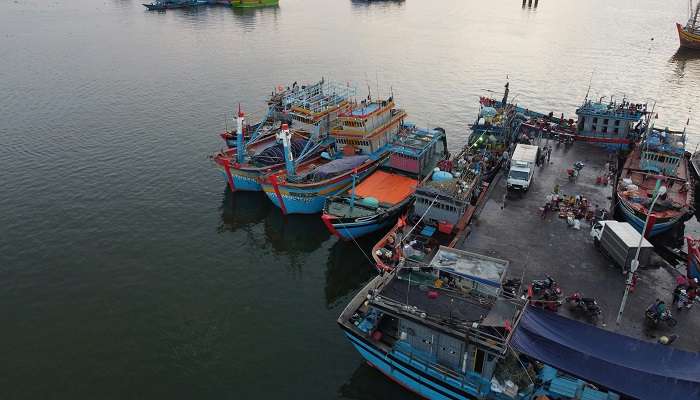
616 125 694 237
260 96 406 214
212 79 355 191
321 125 447 240
339 247 700 400
519 95 650 152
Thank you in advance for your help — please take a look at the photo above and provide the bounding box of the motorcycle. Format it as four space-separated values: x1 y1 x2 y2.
567 161 585 182
501 278 522 298
528 276 562 311
566 292 601 317
645 308 678 328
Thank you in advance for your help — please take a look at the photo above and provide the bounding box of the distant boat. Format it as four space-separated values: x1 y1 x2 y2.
677 1 700 49
617 125 695 237
143 0 207 10
230 0 279 8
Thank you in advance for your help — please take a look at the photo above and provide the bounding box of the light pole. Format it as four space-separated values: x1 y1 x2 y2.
616 182 667 325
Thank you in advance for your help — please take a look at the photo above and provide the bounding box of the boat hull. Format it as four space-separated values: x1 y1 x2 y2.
340 327 480 400
321 205 403 240
261 159 382 214
616 198 684 237
677 22 700 50
230 0 278 8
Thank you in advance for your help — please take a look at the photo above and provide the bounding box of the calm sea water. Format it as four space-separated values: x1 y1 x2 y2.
1 0 699 398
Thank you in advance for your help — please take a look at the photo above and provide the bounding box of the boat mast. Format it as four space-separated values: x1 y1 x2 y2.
278 123 295 176
236 104 246 164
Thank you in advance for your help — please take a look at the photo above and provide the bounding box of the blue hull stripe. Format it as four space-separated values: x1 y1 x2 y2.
334 218 394 240
340 326 479 400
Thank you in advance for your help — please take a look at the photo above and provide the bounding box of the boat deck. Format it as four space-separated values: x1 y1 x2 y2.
380 272 493 326
459 142 700 352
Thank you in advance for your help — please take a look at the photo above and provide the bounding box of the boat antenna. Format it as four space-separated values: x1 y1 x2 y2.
224 112 228 132
364 73 371 101
584 71 594 102
375 71 380 100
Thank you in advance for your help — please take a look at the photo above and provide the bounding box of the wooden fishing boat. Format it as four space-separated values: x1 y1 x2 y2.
260 96 407 214
617 126 694 237
372 153 489 272
677 1 700 49
321 126 447 240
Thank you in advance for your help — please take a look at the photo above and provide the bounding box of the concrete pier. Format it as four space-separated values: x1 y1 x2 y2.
459 141 700 351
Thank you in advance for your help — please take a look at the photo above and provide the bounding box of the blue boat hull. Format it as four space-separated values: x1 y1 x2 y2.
341 328 482 400
218 169 263 191
261 159 382 214
328 216 395 240
617 199 681 237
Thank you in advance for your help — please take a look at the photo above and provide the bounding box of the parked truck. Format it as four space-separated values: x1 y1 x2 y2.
506 144 538 192
590 220 654 272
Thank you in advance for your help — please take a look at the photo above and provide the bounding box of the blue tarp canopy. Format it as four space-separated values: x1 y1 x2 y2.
510 306 700 400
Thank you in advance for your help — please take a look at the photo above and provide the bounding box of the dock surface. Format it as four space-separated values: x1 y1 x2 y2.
460 141 700 352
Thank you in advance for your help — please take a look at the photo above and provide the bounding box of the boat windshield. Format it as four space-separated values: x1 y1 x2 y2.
509 170 529 180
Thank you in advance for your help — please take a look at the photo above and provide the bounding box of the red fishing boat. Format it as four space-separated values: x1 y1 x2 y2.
677 1 700 50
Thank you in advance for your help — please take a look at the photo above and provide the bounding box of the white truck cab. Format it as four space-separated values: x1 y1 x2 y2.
507 144 538 191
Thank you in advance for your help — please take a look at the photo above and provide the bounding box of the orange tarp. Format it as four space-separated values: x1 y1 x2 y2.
351 170 418 205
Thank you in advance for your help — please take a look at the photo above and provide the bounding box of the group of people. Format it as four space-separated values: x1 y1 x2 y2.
536 145 553 167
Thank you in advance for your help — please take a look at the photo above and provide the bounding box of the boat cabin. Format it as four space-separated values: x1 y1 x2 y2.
413 168 480 227
575 98 647 143
639 127 685 176
388 125 447 176
331 97 407 155
283 81 355 137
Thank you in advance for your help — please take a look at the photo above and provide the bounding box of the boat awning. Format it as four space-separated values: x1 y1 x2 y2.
510 306 700 400
352 170 417 205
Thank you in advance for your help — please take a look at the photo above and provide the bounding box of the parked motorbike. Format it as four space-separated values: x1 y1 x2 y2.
528 276 562 311
566 292 601 317
501 278 522 298
645 308 678 328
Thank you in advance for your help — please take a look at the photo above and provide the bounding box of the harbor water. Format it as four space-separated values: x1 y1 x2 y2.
1 0 699 398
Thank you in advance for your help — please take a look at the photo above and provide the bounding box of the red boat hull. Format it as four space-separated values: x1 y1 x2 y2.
677 22 700 50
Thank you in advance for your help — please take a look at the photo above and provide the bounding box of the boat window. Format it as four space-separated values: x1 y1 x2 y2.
603 118 609 125
592 125 597 132
602 126 608 133
615 120 620 126
614 128 619 134
593 117 598 123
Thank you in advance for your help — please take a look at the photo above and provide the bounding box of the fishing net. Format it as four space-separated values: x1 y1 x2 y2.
251 139 308 166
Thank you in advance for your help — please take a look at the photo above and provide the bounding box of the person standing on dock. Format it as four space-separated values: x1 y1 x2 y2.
546 146 552 163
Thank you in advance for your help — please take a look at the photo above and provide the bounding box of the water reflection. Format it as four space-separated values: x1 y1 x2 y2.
324 232 381 307
338 362 420 400
670 48 700 79
217 189 271 233
230 5 280 30
264 209 330 253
